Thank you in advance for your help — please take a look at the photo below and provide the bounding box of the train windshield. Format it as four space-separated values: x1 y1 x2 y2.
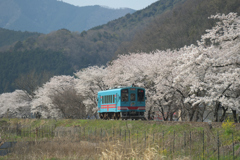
130 93 135 101
121 89 129 101
137 89 145 101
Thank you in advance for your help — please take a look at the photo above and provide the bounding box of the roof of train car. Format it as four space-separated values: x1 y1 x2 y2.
98 86 145 94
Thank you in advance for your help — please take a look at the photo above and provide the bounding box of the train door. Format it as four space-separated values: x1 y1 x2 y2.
137 89 145 104
98 95 101 111
129 88 137 113
114 93 118 112
121 89 129 105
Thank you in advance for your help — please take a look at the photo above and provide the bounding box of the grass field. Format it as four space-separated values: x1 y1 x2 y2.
0 119 240 159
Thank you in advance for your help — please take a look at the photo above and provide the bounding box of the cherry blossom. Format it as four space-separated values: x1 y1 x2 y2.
74 66 108 117
0 90 31 118
31 75 77 118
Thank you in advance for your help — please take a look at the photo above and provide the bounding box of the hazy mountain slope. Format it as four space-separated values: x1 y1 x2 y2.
2 0 182 68
91 0 186 40
0 0 135 33
119 0 240 54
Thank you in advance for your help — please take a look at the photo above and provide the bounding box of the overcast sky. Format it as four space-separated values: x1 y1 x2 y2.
61 0 159 10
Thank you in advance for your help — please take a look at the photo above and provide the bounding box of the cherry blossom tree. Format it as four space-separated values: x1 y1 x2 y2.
104 52 159 119
51 88 86 119
104 50 182 120
174 12 240 122
104 12 240 122
31 75 79 118
74 66 108 118
0 90 31 118
201 13 240 122
15 70 52 101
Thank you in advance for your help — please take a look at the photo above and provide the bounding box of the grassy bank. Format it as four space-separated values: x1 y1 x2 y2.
0 119 240 159
0 118 218 132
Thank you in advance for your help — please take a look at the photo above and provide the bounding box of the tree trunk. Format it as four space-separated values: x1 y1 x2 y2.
232 109 238 123
189 107 196 121
219 107 228 122
148 107 153 120
170 112 173 121
193 107 200 122
158 107 168 121
214 102 220 122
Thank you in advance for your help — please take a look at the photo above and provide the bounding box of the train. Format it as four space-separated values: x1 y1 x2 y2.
97 85 146 120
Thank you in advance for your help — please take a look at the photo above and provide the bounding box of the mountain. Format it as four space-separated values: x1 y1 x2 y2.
1 0 181 68
0 0 179 94
0 0 135 33
1 0 240 94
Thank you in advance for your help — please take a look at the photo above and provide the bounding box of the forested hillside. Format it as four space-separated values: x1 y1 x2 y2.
1 0 240 94
0 0 135 33
0 28 40 48
116 0 240 54
0 49 74 93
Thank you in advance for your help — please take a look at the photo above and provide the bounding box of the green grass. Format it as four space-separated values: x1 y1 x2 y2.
0 118 236 136
1 119 240 159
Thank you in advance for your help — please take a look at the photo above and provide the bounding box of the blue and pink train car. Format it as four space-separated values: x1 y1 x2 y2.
97 86 146 120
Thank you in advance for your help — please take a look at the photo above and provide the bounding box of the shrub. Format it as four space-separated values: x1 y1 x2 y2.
222 118 236 135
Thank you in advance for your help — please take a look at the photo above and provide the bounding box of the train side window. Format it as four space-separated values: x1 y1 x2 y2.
138 89 145 101
113 95 115 103
121 89 128 102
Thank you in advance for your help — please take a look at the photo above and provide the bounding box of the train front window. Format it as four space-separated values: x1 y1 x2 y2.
130 93 135 101
138 89 144 101
121 89 129 102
